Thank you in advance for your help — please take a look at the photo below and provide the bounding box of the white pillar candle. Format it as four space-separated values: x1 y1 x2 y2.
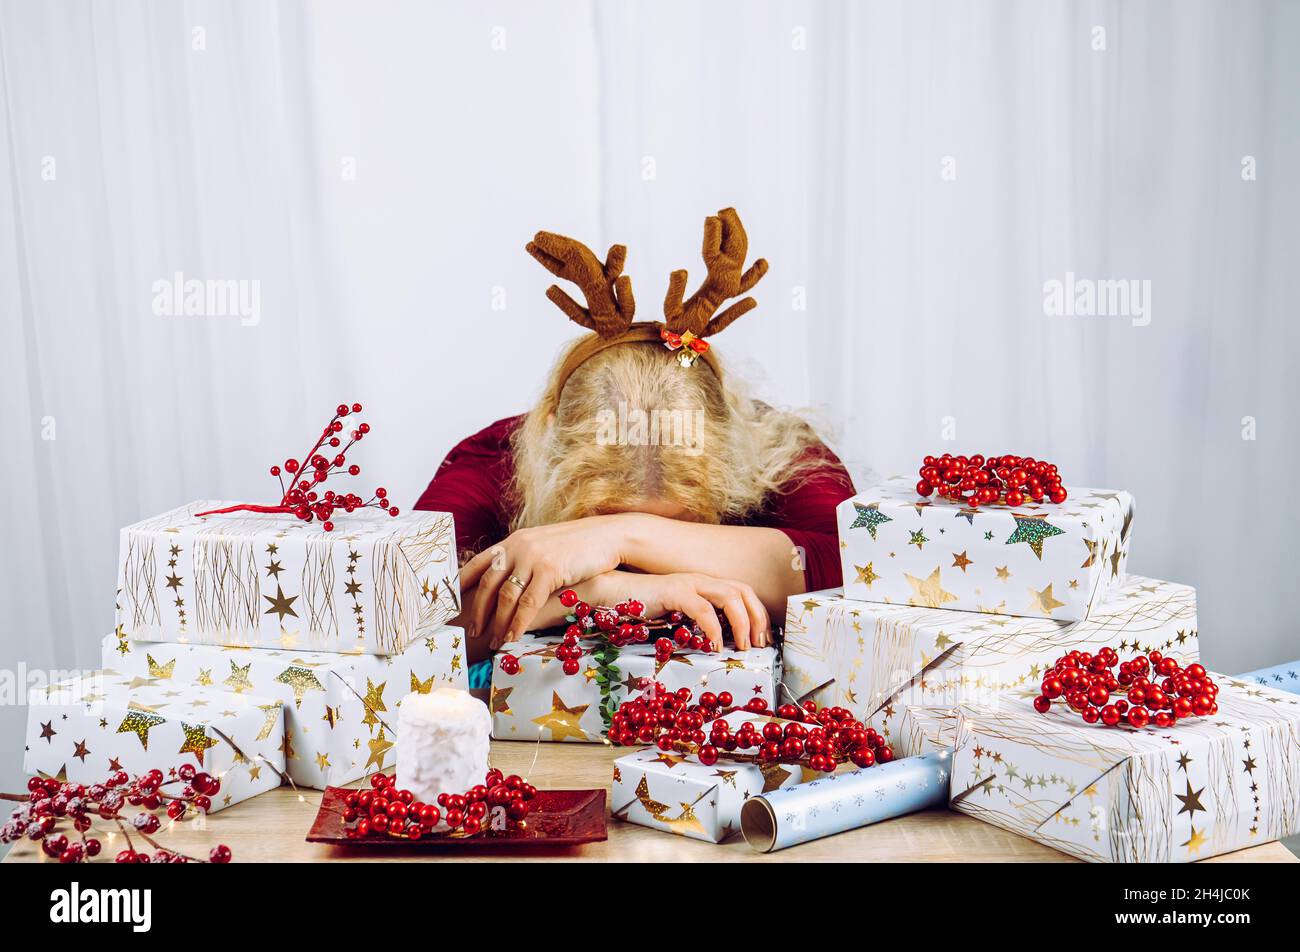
396 687 491 804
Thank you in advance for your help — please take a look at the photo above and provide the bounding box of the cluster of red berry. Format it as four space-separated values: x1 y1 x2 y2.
342 769 536 840
1034 648 1219 729
609 685 895 773
196 403 398 532
1 766 231 864
916 453 1067 506
498 589 716 678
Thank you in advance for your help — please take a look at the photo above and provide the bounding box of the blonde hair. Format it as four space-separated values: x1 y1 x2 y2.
509 335 828 529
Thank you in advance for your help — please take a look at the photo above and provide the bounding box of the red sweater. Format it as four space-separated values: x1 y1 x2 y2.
413 415 855 593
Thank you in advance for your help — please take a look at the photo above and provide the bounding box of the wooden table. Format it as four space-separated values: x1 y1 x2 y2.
5 742 1296 863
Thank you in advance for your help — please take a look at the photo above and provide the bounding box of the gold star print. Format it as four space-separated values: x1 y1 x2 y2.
147 654 175 679
266 542 278 555
490 685 514 716
1242 755 1257 773
255 704 281 741
1182 825 1208 855
629 775 671 819
995 565 1011 581
72 739 91 762
1177 751 1192 772
854 563 880 587
266 559 283 578
277 625 300 649
224 661 254 694
323 706 340 728
951 551 973 573
583 666 599 682
315 752 331 772
360 678 388 730
178 723 219 766
1175 779 1206 819
532 692 590 741
274 665 325 709
164 572 183 591
409 671 435 695
263 584 299 622
904 566 957 609
248 764 262 782
759 762 794 792
116 707 166 751
713 769 739 788
345 578 362 598
801 598 821 612
908 529 929 550
1109 547 1124 579
364 727 393 773
1027 583 1066 615
651 751 685 768
654 651 695 677
196 668 212 686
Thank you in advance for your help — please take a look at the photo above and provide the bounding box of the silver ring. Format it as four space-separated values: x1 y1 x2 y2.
506 574 526 590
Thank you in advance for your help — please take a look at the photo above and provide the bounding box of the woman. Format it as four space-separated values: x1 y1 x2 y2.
414 208 855 664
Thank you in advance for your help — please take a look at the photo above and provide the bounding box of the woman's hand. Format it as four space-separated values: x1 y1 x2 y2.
606 571 771 652
459 516 631 649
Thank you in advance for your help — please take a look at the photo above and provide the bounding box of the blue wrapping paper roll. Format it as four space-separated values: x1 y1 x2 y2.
1237 660 1300 695
740 750 952 852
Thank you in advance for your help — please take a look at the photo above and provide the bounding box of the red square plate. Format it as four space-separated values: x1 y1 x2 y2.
306 787 608 849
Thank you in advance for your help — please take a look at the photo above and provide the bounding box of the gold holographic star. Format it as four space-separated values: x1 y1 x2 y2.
177 722 219 766
274 665 325 709
904 566 957 609
532 691 590 742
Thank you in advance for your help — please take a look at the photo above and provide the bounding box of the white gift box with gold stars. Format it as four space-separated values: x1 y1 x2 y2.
947 675 1300 862
611 711 804 843
489 633 781 743
102 626 468 789
116 501 459 655
24 671 285 813
784 575 1199 753
837 478 1134 621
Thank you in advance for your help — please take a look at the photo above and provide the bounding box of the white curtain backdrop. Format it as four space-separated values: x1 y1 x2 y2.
2 0 1298 791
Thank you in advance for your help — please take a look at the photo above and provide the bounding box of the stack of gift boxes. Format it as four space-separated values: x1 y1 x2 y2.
24 501 466 810
781 475 1300 862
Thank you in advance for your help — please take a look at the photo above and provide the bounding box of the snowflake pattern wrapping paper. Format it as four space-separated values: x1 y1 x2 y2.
784 576 1199 757
490 632 781 743
116 501 459 655
103 626 467 789
739 750 952 853
1237 660 1300 696
948 675 1300 862
24 671 285 813
837 477 1134 621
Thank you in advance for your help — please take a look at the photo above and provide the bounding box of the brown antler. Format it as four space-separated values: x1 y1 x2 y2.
663 207 768 337
526 232 635 338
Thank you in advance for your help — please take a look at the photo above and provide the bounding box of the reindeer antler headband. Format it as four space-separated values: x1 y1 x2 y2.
527 207 768 399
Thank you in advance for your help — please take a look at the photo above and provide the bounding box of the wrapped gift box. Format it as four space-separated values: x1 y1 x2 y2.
895 704 958 757
490 633 781 742
948 675 1300 862
784 575 1199 751
837 476 1134 621
116 500 458 655
24 672 285 813
102 625 467 789
1237 660 1300 696
611 711 804 843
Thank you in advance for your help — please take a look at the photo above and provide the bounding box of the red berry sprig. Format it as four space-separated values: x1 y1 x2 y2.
1034 647 1219 729
608 685 894 774
498 589 722 678
195 402 397 531
916 453 1067 507
342 769 536 840
1 765 231 864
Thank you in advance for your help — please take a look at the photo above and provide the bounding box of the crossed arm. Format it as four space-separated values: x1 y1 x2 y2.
454 513 806 662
